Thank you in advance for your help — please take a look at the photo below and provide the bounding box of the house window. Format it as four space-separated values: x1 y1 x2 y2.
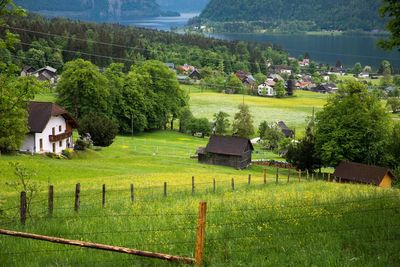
59 125 62 132
59 140 63 147
39 139 43 151
52 127 55 136
52 143 56 153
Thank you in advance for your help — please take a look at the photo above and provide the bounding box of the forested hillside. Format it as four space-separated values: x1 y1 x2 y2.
193 0 385 32
14 0 164 19
1 14 288 74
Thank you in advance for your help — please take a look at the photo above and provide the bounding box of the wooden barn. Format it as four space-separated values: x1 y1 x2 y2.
198 135 254 169
333 161 396 188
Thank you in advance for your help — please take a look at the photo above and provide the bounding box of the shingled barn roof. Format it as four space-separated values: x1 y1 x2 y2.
205 135 253 156
333 161 396 186
27 101 77 133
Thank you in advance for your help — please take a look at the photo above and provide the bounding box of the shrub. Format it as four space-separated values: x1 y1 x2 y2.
78 113 118 147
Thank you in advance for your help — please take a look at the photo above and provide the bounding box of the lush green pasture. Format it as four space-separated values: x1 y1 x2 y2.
0 131 399 266
187 86 327 136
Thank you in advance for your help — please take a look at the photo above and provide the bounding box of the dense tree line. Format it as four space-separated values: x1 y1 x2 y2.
57 59 187 134
193 0 386 32
14 0 163 19
0 13 288 74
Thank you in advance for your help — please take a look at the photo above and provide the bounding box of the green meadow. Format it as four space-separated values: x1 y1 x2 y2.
0 131 399 266
0 87 397 266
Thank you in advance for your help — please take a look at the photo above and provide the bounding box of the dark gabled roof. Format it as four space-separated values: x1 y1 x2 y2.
27 101 77 133
205 135 254 156
22 66 35 73
333 161 396 186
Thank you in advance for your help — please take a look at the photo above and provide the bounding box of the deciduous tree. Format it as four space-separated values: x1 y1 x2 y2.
232 104 254 138
315 80 390 167
213 111 230 135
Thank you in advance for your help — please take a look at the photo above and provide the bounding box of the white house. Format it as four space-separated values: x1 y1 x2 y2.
20 102 77 154
358 72 370 79
258 83 275 96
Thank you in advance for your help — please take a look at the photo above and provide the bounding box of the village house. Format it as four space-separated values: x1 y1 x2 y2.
177 64 195 74
20 101 77 154
272 65 292 75
312 83 338 94
276 121 294 138
235 70 257 86
333 161 396 188
298 58 310 67
20 66 36 77
257 83 275 96
358 72 370 79
188 69 202 80
198 135 254 169
34 66 58 84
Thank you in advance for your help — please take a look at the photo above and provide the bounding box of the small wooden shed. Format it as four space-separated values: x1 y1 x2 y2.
198 135 253 169
333 161 396 188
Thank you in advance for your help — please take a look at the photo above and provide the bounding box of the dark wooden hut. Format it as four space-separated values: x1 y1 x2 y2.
198 135 254 169
333 161 395 188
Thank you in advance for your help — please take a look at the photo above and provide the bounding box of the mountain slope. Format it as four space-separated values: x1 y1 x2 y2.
196 0 385 31
15 0 163 19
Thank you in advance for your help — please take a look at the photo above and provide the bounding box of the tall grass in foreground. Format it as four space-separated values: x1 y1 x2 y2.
0 181 399 266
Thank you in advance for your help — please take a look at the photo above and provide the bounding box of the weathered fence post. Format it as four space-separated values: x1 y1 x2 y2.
102 184 106 208
287 169 291 183
276 168 279 185
195 202 207 267
74 183 80 212
20 191 27 225
130 184 134 202
164 182 167 197
263 169 267 184
213 178 216 193
306 170 309 180
48 185 54 217
192 176 195 195
231 178 235 191
298 170 301 182
248 174 251 185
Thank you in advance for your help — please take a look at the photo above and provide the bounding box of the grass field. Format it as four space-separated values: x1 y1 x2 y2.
185 85 327 137
0 131 399 266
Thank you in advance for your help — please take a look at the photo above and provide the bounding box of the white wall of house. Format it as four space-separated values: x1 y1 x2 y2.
20 134 35 153
258 84 275 96
20 116 73 154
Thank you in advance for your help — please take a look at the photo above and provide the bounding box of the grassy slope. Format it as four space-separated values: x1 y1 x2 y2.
0 131 399 266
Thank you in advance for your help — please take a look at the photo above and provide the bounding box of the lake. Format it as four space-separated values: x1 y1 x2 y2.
208 33 400 70
123 15 399 70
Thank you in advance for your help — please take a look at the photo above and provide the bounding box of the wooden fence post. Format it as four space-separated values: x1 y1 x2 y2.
195 202 207 267
276 168 279 185
263 169 267 184
102 184 106 208
48 185 54 217
130 184 134 202
248 174 251 185
74 183 80 212
231 178 235 192
192 176 195 195
213 178 216 193
164 182 167 197
298 170 301 182
20 191 26 225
